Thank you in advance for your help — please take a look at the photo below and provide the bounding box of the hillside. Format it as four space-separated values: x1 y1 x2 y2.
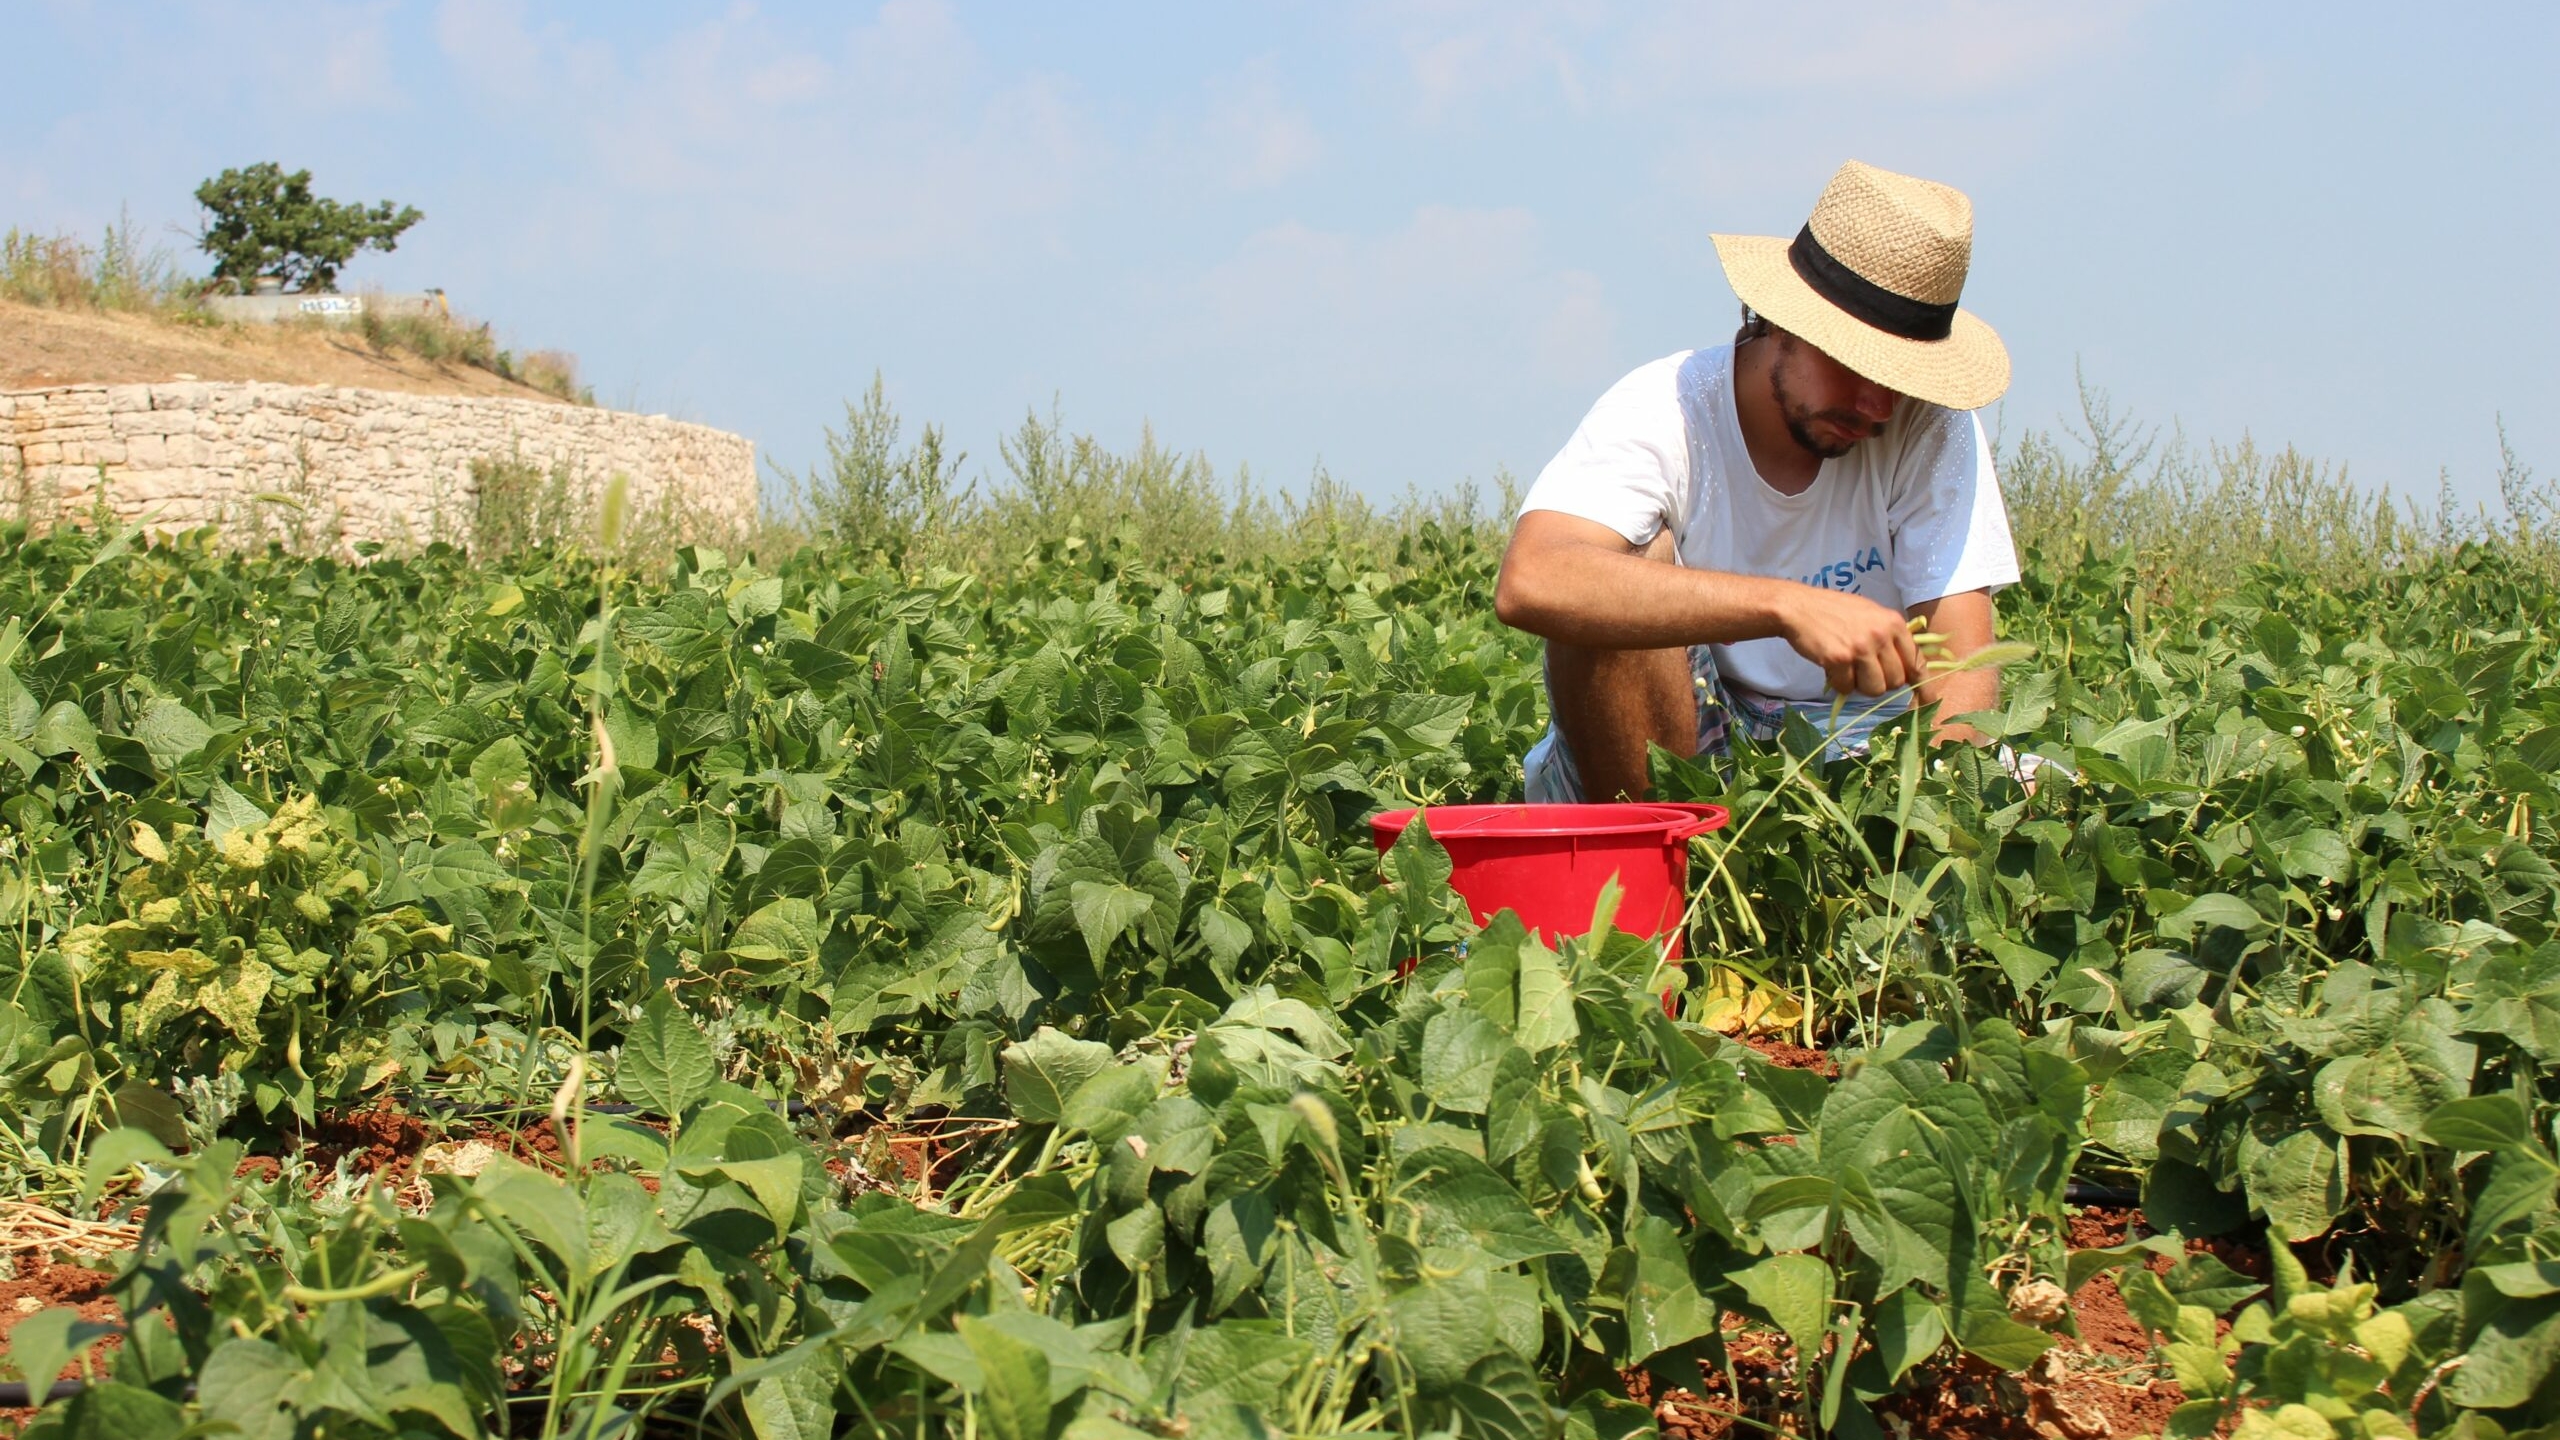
0 297 569 402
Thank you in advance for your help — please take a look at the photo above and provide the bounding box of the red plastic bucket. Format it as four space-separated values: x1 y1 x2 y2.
1369 802 1729 960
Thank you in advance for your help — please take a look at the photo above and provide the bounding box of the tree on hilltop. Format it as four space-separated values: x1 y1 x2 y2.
194 163 423 294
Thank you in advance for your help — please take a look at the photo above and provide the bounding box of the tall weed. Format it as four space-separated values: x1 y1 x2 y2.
0 214 199 316
2000 374 2560 597
771 379 1521 574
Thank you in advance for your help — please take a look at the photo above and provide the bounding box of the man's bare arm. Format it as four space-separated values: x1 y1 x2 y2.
1906 588 1999 745
1494 510 1925 696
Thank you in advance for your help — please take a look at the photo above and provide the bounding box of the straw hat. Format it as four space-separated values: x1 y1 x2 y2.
1712 160 2009 411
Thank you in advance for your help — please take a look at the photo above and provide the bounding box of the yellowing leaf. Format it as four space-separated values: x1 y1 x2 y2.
1692 967 1805 1038
127 947 215 977
198 959 277 1039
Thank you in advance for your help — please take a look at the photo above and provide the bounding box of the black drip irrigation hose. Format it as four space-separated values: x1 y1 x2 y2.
0 1379 95 1408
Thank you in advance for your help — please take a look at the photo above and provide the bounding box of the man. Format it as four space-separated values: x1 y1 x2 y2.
1494 159 2019 803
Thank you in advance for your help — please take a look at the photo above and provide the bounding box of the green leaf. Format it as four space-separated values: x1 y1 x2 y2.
1062 1061 1159 1145
1068 880 1155 967
1138 1097 1216 1174
475 1158 589 1274
1737 1252 1833 1358
2273 828 2354 884
196 1339 301 1440
1388 1274 1500 1393
2447 1292 2560 1410
132 696 213 769
957 1316 1056 1440
2246 1128 2345 1239
80 1128 172 1204
2313 1009 2477 1139
1446 1351 1562 1440
5 1306 116 1393
415 841 507 899
1953 1295 2056 1370
204 780 269 844
1196 904 1253 971
103 1080 188 1150
1566 1392 1657 1440
2159 1253 2265 1314
315 588 361 653
2157 893 2267 940
1419 1006 1512 1115
2087 1047 2186 1161
728 575 786 625
468 735 528 799
1513 932 1577 1054
603 703 658 772
2473 1150 2560 1248
729 898 824 967
1105 1201 1165 1272
1868 1286 1947 1389
707 1155 805 1234
1394 1146 1570 1265
1203 1195 1278 1315
618 997 716 1120
30 701 95 759
740 1359 838 1440
2143 1157 2248 1238
1383 693 1472 751
1175 1325 1312 1413
1385 807 1456 908
1002 1028 1113 1125
1619 1215 1718 1361
2424 1094 2534 1152
2064 1236 2182 1294
51 1381 187 1439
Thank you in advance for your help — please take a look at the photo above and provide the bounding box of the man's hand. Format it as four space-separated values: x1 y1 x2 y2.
1777 588 1923 696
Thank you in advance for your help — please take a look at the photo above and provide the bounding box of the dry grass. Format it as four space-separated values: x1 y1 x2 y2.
4 218 589 404
0 216 201 319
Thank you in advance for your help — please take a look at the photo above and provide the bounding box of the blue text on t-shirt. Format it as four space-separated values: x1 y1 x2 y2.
1799 546 1887 593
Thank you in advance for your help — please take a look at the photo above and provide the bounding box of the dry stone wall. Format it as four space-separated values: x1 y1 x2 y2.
0 381 755 553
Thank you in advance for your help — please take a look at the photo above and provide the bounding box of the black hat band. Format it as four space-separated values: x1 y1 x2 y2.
1786 224 1958 342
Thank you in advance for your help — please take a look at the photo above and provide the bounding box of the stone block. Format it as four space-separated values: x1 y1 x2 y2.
105 386 151 414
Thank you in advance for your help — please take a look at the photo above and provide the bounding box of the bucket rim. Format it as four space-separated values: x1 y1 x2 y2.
1371 802 1727 842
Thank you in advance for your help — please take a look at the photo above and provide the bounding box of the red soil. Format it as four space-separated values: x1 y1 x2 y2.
1740 1035 1838 1076
1633 1206 2257 1438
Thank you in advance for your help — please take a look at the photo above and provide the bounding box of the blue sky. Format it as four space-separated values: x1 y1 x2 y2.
8 2 2555 512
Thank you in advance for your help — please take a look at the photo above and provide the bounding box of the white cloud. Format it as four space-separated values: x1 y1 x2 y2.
746 54 831 106
311 2 402 109
1384 0 1605 121
1625 1 2147 102
421 1 1094 275
1369 0 2146 120
1182 205 1618 392
1201 62 1321 191
433 0 549 100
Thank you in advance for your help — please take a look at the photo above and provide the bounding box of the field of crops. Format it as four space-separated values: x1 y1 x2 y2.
4 509 2560 1440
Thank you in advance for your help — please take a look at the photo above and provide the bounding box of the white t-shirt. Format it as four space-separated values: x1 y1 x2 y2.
1517 344 2020 706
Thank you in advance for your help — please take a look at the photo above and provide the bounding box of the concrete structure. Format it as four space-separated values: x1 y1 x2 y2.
0 381 756 555
202 290 450 326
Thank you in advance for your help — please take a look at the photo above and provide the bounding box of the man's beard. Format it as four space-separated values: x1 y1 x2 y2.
1769 344 1886 459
